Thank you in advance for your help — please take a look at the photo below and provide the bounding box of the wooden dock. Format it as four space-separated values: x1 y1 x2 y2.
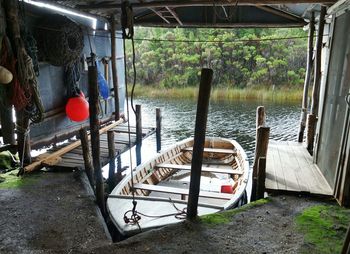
265 141 332 196
32 122 155 170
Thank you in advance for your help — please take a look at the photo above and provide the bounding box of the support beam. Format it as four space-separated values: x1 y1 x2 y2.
149 7 170 24
79 128 94 187
165 6 183 25
77 0 337 10
298 12 315 143
251 126 270 201
136 104 142 166
156 107 161 152
110 16 120 121
88 62 105 216
307 6 326 153
255 5 302 22
107 130 116 190
187 68 213 220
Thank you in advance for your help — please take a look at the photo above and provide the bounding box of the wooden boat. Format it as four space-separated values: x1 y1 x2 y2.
107 137 250 236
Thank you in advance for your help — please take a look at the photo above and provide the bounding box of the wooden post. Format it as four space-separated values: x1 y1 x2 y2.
79 128 94 186
156 107 161 152
88 62 105 216
107 130 116 190
298 12 315 143
256 157 266 200
256 106 265 128
4 0 31 165
0 106 15 145
251 126 270 201
110 16 120 121
341 223 350 254
136 104 142 166
187 68 213 220
307 6 326 153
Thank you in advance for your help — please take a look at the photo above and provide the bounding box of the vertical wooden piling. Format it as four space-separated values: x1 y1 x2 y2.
256 157 266 200
156 107 162 152
187 68 213 220
4 0 31 165
298 12 315 143
307 6 326 153
251 126 270 201
79 128 94 187
0 106 15 145
341 223 350 254
107 130 116 190
136 104 142 166
110 16 120 121
88 63 105 216
256 106 265 128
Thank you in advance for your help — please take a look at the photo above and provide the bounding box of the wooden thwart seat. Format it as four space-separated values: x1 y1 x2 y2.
156 163 243 175
133 183 232 200
182 147 237 155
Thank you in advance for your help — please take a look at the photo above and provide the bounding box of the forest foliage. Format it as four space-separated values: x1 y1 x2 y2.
125 27 308 89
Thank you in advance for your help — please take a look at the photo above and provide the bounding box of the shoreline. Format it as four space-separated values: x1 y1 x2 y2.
128 85 303 103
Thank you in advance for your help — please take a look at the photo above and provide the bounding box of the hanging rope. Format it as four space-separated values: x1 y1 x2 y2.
121 0 140 226
16 40 45 123
0 36 29 110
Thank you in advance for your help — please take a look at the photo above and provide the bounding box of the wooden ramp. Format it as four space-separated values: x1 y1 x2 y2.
32 122 155 170
266 141 332 196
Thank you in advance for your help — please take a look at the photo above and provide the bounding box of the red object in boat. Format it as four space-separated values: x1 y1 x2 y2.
221 185 233 194
65 96 89 122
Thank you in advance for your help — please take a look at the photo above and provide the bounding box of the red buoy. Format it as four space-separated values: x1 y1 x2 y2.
65 96 89 122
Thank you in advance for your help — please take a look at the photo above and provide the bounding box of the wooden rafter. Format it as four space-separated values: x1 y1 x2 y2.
76 0 336 10
149 7 171 23
255 5 303 21
165 6 183 25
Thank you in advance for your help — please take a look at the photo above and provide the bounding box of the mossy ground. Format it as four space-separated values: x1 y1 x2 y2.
296 204 350 254
0 169 39 189
200 198 270 226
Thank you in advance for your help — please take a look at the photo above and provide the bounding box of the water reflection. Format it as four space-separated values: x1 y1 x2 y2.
103 97 300 178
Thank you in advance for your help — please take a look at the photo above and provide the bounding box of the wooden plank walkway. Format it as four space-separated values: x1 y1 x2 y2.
266 141 332 196
36 122 155 169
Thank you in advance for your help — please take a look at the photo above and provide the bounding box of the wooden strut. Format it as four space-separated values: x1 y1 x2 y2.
156 107 162 152
307 6 326 153
89 64 106 216
110 16 120 121
79 128 94 187
187 68 213 220
107 130 117 190
298 12 315 143
251 125 270 201
24 119 123 173
136 104 142 166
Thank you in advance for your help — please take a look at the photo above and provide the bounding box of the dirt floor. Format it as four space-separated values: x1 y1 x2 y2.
0 169 347 254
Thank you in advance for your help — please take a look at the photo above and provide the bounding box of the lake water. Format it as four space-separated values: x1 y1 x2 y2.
103 97 301 177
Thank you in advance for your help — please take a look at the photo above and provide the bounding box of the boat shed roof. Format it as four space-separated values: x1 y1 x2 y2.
31 0 336 28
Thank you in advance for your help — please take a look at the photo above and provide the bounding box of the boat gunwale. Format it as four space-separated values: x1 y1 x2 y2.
108 137 250 210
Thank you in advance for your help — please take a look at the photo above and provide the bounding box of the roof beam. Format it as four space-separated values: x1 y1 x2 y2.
255 5 303 21
77 0 336 10
149 7 171 23
165 6 183 25
135 21 306 28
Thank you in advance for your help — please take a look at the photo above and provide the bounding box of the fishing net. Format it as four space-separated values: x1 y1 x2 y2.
35 15 84 66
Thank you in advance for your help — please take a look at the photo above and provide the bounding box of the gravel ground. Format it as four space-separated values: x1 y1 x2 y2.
0 169 338 254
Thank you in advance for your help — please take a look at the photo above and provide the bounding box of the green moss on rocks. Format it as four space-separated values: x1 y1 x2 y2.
200 198 270 226
296 204 350 253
